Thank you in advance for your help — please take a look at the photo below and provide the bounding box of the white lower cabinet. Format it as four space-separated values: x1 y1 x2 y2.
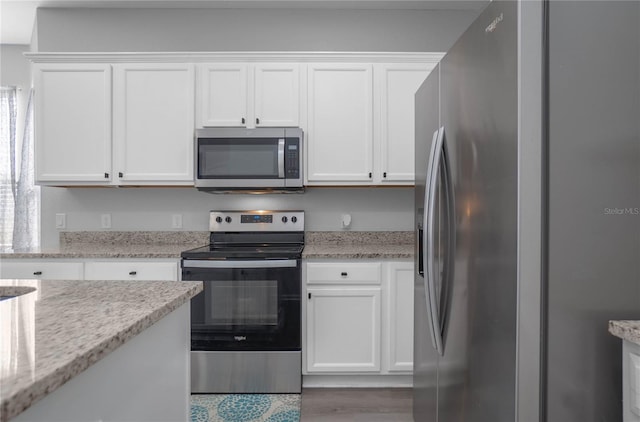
0 260 84 280
304 260 414 383
307 287 381 372
84 260 179 281
0 259 179 281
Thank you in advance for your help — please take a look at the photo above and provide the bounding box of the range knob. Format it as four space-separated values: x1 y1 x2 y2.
215 216 223 223
282 216 288 223
225 216 232 223
291 216 298 223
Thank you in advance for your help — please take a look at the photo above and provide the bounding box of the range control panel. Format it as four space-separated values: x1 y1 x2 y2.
209 210 304 232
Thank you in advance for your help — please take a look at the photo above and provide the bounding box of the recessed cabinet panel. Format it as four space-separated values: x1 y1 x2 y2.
307 287 381 372
254 64 300 127
198 64 247 127
34 64 112 183
379 65 431 184
113 64 195 184
387 262 414 371
307 64 373 183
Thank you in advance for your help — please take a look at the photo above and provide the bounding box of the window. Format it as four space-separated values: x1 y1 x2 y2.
0 86 39 251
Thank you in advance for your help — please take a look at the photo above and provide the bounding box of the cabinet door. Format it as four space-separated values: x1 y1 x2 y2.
307 64 373 183
0 260 84 280
378 64 431 184
113 64 194 185
306 287 381 372
198 64 247 127
34 64 112 184
254 64 300 127
386 261 414 372
84 260 178 281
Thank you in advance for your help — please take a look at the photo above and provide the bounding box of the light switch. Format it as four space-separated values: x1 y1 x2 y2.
55 213 66 229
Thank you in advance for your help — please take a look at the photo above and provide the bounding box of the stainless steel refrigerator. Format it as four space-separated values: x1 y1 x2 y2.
414 1 640 421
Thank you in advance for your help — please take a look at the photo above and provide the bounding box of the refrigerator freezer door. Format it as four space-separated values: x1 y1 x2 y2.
439 1 519 421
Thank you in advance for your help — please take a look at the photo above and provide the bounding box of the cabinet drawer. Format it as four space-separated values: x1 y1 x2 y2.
307 262 381 285
84 261 178 281
0 260 84 280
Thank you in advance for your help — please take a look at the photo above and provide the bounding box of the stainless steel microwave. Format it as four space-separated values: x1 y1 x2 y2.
195 127 303 191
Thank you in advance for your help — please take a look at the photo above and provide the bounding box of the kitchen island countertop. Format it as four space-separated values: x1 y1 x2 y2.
0 278 202 421
609 320 640 346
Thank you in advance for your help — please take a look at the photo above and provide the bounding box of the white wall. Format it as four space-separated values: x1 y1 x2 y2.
41 187 414 248
35 8 480 52
32 6 481 248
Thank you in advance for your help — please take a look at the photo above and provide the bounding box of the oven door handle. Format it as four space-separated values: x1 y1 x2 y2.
182 259 298 269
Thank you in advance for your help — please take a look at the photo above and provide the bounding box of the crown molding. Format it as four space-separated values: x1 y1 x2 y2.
25 51 444 64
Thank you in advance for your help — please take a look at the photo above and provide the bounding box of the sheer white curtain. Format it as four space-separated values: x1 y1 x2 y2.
0 86 39 251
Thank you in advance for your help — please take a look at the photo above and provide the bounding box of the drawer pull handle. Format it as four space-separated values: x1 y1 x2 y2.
341 272 348 277
129 271 137 276
33 271 42 276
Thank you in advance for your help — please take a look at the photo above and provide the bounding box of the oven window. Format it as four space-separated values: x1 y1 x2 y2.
200 142 279 178
206 279 278 326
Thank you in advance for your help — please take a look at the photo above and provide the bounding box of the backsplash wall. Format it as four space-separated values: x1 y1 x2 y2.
40 187 414 249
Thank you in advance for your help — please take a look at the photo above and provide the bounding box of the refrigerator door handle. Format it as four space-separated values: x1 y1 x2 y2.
438 127 455 353
424 128 442 354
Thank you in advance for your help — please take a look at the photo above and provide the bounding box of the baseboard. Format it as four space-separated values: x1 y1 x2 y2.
302 374 412 388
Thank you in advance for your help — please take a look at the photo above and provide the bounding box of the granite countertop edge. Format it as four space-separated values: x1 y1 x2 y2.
609 320 640 345
1 281 203 422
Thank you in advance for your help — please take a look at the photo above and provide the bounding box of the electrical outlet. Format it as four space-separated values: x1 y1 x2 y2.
171 214 183 229
101 214 112 229
55 213 66 229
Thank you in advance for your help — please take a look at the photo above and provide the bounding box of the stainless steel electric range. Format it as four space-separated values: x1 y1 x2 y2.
181 210 304 394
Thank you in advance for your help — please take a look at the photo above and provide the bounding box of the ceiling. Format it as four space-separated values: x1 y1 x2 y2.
0 0 488 45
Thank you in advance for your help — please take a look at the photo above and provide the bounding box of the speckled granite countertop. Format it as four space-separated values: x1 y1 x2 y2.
0 279 202 422
0 231 208 259
0 231 415 260
609 320 640 345
303 231 414 259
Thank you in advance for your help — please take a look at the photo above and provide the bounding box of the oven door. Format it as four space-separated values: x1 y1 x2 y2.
182 259 301 351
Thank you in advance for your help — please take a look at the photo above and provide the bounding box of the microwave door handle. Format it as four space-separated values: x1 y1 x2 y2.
278 138 285 178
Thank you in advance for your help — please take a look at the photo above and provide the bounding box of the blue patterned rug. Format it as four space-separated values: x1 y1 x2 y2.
190 394 301 422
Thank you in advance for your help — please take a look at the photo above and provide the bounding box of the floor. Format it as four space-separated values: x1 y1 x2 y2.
300 388 413 421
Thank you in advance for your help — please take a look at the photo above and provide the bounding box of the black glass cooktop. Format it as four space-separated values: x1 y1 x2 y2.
181 244 304 260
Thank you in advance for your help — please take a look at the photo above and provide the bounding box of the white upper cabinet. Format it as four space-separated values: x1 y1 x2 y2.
197 63 299 128
376 64 431 184
198 64 247 127
254 64 300 127
34 64 112 184
306 64 374 183
113 64 195 185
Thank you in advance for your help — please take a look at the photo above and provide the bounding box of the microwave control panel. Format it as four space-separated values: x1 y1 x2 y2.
285 139 300 179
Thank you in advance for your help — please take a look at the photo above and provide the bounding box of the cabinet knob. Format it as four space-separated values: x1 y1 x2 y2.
256 118 260 124
104 172 109 179
241 117 245 124
383 172 387 178
119 172 123 178
368 172 372 179
33 271 42 276
341 272 348 277
129 271 137 276
308 292 312 299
